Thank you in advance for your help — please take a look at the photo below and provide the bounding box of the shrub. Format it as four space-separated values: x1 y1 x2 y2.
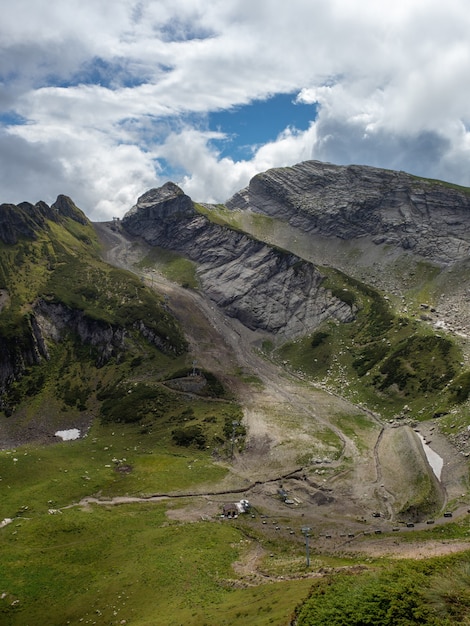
295 565 438 625
311 331 330 348
172 425 206 448
99 382 171 423
447 370 470 403
379 335 456 395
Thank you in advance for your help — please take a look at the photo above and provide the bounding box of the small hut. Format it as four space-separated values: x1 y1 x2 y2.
222 503 239 519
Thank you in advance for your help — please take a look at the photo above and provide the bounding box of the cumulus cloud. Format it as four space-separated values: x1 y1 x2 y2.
1 0 470 219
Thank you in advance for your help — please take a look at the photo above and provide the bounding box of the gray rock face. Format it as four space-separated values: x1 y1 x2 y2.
227 161 470 265
0 298 178 401
51 195 89 225
0 314 49 399
122 184 355 338
33 300 127 366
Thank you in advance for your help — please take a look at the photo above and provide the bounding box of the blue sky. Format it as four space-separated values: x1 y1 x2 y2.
1 0 470 219
208 94 316 158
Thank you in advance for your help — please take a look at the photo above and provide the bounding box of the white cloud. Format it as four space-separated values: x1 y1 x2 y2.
1 0 470 219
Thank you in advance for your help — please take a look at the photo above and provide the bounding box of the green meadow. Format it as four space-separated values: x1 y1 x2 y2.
2 426 470 625
0 422 313 626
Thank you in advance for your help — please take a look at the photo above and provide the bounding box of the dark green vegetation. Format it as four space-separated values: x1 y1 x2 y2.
97 377 243 453
277 268 469 419
294 556 470 625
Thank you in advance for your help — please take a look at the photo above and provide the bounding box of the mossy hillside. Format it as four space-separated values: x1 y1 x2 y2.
0 216 98 308
276 268 468 419
194 202 242 228
0 211 192 425
41 249 186 351
1 213 186 353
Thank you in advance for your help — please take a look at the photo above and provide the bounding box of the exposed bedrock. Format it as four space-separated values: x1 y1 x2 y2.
227 160 470 265
122 182 355 338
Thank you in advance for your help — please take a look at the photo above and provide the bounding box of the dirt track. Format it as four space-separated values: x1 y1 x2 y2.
94 221 470 559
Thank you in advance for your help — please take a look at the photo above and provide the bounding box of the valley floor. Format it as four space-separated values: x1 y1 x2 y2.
94 221 470 563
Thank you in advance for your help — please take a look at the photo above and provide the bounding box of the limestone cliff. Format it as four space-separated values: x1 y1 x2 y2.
122 183 355 338
227 161 470 266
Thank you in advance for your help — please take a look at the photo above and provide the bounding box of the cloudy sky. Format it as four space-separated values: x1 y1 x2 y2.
1 0 470 220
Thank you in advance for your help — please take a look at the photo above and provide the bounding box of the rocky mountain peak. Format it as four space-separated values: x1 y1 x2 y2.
123 182 194 223
0 194 88 245
122 181 355 340
227 160 470 266
51 194 88 225
0 202 49 245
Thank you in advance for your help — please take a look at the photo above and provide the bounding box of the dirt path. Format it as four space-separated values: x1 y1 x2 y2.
92 221 470 560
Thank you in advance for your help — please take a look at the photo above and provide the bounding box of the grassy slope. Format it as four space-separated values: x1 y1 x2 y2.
1 424 470 625
0 420 312 626
0 213 191 424
0 215 186 349
275 267 469 420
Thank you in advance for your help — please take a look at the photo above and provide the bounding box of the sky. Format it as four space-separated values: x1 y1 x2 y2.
1 0 470 220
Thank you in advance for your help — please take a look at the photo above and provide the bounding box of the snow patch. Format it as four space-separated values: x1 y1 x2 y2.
55 428 81 441
417 433 444 481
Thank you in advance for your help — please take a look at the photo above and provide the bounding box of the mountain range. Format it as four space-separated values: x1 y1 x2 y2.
1 160 470 624
1 160 469 444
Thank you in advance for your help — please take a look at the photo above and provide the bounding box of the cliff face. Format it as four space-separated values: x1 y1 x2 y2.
226 161 470 266
122 183 355 338
0 314 49 402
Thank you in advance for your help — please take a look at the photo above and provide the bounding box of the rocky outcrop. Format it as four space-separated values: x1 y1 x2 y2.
33 300 127 366
0 297 180 403
33 299 179 364
0 194 89 245
122 183 355 338
0 314 49 401
51 194 89 225
226 161 470 266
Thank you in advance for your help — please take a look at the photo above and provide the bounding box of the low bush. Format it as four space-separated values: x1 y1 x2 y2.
294 558 470 625
172 424 206 448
